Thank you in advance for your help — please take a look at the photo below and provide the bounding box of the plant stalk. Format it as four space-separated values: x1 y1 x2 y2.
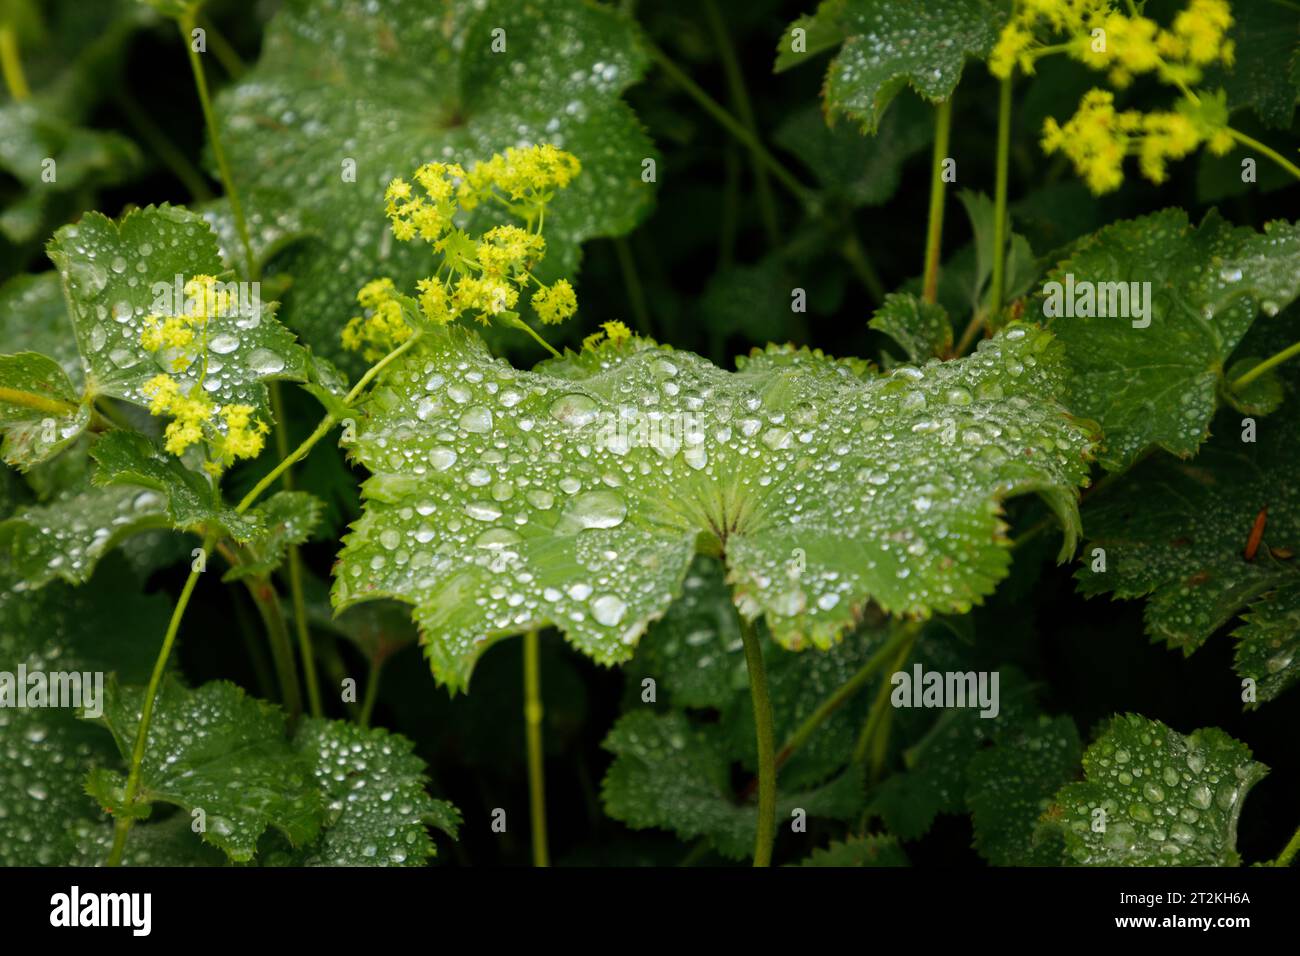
523 629 550 867
359 658 383 729
1275 824 1300 867
738 614 776 867
180 13 253 277
989 76 1013 323
1232 339 1300 390
107 533 216 866
1227 127 1300 183
612 237 653 336
0 25 29 101
922 99 954 304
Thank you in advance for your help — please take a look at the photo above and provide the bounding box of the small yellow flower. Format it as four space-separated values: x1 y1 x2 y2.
216 404 270 462
342 277 413 361
416 276 455 325
601 320 631 347
476 225 546 277
531 279 577 325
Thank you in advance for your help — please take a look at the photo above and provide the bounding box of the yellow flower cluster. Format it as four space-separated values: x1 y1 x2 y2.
1041 89 1232 193
141 373 268 473
342 278 414 361
992 0 1233 85
347 145 583 352
140 274 232 371
531 279 578 326
582 320 633 352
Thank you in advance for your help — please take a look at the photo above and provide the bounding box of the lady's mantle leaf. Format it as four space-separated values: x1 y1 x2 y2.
1233 580 1300 705
334 324 1094 690
777 0 1006 133
600 709 862 860
1077 402 1300 665
1041 715 1267 867
91 678 325 863
791 834 908 867
1044 210 1300 472
965 714 1081 866
0 559 167 866
45 204 307 431
0 352 90 469
870 292 952 363
261 719 460 866
216 0 656 366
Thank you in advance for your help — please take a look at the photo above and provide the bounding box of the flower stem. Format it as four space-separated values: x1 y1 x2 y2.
922 98 954 304
612 237 653 336
235 335 422 515
0 24 29 100
197 13 247 80
852 628 918 771
738 613 776 867
523 629 550 867
989 76 1013 322
180 12 253 278
510 315 563 358
1226 127 1300 182
107 533 216 866
359 658 383 729
704 0 780 248
1232 340 1300 390
1275 824 1300 866
641 38 813 206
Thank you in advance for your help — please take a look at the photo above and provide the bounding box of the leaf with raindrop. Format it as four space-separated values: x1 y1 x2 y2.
214 0 657 368
45 203 308 442
1044 210 1300 472
1076 399 1300 678
776 0 1006 133
1233 580 1300 706
0 352 91 469
333 323 1095 691
1040 714 1267 867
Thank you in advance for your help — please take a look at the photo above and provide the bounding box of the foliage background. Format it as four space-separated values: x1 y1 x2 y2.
1 0 1298 866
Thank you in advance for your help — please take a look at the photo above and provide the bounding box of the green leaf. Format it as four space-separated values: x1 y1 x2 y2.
1041 715 1267 867
91 678 324 862
0 479 171 588
791 833 908 866
0 558 168 865
1202 1 1300 129
624 556 746 711
216 0 656 368
773 6 846 73
600 709 862 860
46 203 308 432
781 0 1006 133
868 667 1039 839
1077 401 1300 657
258 719 459 866
0 351 90 468
870 292 952 363
334 325 1094 690
1233 580 1300 704
966 714 1081 865
774 92 933 208
221 491 323 582
1044 210 1300 472
0 273 81 378
89 429 262 541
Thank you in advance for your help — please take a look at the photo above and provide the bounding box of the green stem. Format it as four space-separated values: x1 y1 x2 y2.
922 98 953 304
704 0 779 248
510 315 562 358
738 614 776 867
1226 127 1300 182
197 13 247 79
1275 824 1300 866
0 25 29 101
359 658 383 729
1232 340 1300 390
523 629 549 867
613 237 653 336
180 13 253 277
773 620 920 775
107 533 216 866
642 38 813 206
989 76 1013 322
247 573 303 719
235 335 422 514
111 90 213 202
841 233 887 305
852 629 918 771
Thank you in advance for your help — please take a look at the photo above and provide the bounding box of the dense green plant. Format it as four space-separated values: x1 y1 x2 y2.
1 0 1298 869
